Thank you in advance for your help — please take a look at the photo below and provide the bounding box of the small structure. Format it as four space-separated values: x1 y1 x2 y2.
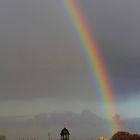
48 131 52 140
60 127 70 140
0 136 6 140
99 136 110 140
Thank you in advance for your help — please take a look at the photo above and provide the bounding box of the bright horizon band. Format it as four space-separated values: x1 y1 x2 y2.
63 0 120 133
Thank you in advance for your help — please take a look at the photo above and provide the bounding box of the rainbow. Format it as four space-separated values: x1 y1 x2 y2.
63 0 120 134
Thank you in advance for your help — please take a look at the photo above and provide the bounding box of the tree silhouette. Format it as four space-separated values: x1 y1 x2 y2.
111 131 140 140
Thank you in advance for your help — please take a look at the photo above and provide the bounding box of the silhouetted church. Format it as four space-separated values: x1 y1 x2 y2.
60 127 70 140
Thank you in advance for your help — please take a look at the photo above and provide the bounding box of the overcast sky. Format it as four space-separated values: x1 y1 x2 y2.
0 0 140 139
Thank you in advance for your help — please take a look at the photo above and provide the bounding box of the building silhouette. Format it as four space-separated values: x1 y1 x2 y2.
60 127 70 140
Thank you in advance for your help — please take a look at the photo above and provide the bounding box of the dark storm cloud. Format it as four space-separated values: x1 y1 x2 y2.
80 0 140 99
0 0 140 101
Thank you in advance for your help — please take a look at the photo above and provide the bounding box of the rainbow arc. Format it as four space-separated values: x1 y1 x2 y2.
63 0 120 133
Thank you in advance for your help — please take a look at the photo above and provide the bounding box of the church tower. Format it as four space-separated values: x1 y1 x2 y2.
60 127 70 140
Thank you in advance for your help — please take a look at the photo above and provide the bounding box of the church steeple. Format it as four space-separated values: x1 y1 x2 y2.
60 127 70 140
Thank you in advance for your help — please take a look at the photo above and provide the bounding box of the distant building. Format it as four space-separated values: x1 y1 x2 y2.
0 136 6 140
48 131 52 140
60 127 70 140
99 136 110 140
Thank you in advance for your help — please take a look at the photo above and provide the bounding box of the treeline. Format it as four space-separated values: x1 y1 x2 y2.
112 131 140 140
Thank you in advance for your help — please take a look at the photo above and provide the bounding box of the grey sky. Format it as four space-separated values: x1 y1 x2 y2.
0 0 140 138
0 0 140 101
80 0 140 98
0 0 96 101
